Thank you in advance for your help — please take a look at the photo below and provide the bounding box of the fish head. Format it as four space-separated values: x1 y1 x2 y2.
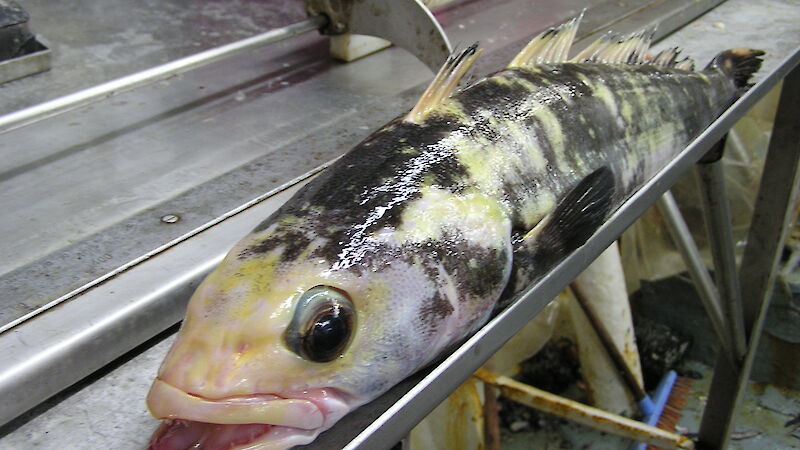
147 214 449 449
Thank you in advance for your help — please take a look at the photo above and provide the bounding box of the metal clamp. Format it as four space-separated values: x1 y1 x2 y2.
305 0 451 72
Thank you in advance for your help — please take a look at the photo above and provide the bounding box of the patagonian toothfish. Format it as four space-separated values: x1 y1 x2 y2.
146 16 763 449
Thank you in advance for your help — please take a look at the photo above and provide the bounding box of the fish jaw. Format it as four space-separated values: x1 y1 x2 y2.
148 421 317 450
147 379 351 449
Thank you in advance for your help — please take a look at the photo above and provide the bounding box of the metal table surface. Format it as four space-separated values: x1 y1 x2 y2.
0 0 309 116
0 0 798 448
0 0 719 429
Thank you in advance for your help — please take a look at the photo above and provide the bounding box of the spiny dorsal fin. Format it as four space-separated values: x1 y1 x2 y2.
406 43 482 124
508 12 583 70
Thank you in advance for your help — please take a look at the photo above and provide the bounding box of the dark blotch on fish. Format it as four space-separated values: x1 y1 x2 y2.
250 116 471 265
241 229 310 261
420 230 509 300
417 292 455 337
458 76 533 116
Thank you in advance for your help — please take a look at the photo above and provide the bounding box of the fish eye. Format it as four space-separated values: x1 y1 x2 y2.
286 286 355 362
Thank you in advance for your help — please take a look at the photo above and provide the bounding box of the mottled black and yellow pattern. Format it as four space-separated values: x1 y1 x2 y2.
147 19 763 449
238 61 735 324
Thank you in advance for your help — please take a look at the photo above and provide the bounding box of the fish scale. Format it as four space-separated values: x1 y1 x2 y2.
146 15 763 450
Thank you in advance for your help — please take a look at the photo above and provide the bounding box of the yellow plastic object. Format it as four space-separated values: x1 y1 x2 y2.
409 377 484 450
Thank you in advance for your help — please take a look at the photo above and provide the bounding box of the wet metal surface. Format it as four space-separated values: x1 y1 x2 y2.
0 0 308 114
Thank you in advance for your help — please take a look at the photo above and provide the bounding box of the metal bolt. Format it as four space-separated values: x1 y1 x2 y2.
330 21 346 34
161 214 180 224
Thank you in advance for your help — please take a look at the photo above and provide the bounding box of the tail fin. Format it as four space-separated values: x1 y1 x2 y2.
706 48 765 91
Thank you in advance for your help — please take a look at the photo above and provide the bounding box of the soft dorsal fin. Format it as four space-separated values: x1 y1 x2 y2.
573 29 697 70
406 43 482 124
674 57 695 71
651 47 681 67
508 13 583 70
572 28 655 64
648 47 695 70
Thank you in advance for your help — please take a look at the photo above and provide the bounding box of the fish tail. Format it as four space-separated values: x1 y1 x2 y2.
706 48 765 91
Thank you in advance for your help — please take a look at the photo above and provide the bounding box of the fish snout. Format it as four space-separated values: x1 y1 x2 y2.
147 379 324 429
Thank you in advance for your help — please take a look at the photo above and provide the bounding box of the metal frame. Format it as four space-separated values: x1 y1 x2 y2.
657 191 735 364
697 62 800 449
658 65 800 448
696 143 749 362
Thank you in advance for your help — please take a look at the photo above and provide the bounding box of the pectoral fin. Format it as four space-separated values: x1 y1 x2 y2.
500 167 616 303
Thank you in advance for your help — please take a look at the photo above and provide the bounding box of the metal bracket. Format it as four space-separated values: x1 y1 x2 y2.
0 0 51 84
697 136 726 164
0 37 50 85
305 0 452 72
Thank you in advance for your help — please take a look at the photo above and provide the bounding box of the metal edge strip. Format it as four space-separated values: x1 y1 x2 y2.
0 16 325 134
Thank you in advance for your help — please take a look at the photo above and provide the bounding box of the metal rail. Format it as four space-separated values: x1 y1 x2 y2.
696 145 749 361
698 60 800 450
657 191 734 364
0 16 326 133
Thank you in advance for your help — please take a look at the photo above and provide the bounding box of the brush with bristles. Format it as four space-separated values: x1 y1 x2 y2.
570 284 691 450
646 375 694 449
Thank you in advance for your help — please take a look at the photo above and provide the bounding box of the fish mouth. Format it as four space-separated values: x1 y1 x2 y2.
147 379 350 449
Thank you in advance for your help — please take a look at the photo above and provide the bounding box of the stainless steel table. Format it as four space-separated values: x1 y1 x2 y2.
0 0 798 448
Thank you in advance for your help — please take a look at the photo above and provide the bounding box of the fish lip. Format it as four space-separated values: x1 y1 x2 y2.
147 380 354 449
148 420 318 450
147 378 347 430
